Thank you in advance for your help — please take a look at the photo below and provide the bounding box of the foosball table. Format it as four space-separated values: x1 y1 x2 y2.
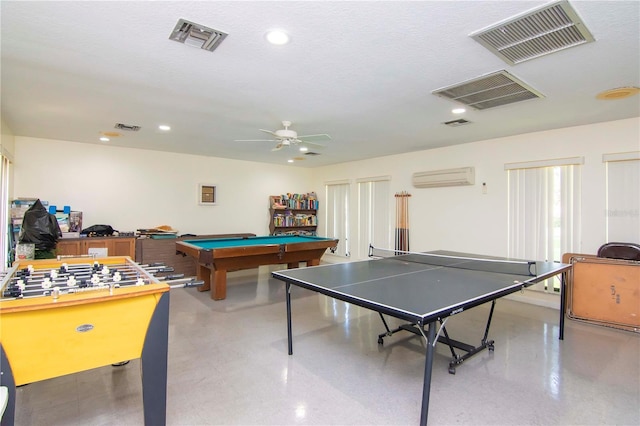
0 256 200 426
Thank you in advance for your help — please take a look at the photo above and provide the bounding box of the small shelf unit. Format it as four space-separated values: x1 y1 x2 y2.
269 193 318 236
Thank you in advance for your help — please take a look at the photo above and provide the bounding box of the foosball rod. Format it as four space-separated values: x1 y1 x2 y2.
6 268 184 293
2 278 203 300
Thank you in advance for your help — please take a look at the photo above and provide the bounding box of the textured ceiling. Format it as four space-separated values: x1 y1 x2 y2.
1 1 639 167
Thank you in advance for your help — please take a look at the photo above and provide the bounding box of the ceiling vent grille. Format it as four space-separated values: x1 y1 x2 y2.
470 0 594 65
114 123 141 131
169 18 228 52
304 152 321 156
432 70 544 110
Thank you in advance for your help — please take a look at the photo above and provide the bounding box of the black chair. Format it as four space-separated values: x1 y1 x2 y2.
596 242 640 261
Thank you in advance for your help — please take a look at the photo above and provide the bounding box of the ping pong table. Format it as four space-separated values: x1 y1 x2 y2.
272 248 572 425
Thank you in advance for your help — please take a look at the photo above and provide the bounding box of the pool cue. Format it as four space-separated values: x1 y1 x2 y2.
394 191 411 252
395 193 399 252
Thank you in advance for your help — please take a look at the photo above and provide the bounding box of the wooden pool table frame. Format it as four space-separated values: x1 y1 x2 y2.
175 236 338 300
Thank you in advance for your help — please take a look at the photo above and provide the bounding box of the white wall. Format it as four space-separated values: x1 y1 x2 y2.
311 118 640 259
13 137 313 235
11 118 640 253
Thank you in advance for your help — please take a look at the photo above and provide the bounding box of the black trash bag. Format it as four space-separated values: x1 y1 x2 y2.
18 199 62 251
81 224 116 237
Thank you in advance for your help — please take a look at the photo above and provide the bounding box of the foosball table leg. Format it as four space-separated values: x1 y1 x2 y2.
0 344 16 426
141 291 170 426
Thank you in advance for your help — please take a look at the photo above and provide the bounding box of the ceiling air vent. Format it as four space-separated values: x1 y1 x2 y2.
114 123 141 131
432 70 544 110
169 18 228 52
470 0 594 65
444 119 471 127
304 152 321 156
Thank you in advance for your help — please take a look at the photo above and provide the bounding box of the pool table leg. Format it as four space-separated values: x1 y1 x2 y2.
196 264 211 292
195 264 227 300
212 269 227 300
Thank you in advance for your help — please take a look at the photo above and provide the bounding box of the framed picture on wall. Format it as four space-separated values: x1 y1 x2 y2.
198 184 217 205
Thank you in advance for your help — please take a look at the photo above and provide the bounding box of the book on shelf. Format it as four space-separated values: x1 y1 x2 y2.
274 229 317 236
272 212 317 227
272 193 319 210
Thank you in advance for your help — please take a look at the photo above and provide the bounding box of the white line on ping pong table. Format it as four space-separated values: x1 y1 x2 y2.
327 265 443 292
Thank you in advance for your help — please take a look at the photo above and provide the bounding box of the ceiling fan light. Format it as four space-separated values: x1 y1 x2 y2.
299 146 309 152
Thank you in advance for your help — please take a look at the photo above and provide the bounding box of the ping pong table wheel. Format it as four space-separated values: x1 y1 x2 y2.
487 341 495 351
448 365 456 375
378 337 384 345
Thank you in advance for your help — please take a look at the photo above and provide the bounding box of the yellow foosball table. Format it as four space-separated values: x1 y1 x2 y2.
0 256 180 426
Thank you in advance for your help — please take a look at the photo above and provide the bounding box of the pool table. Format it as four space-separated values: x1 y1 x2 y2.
175 235 338 300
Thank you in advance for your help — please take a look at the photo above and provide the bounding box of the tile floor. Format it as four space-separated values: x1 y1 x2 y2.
12 265 640 425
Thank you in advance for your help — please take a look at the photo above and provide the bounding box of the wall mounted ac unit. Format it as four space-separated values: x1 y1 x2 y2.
412 167 475 188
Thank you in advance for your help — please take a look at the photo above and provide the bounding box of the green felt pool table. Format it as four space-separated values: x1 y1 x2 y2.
175 235 338 300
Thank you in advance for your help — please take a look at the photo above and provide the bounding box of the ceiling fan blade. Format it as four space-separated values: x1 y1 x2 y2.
234 139 278 142
297 133 332 142
259 129 278 136
298 140 326 148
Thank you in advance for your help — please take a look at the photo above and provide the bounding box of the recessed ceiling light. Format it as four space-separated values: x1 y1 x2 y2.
266 29 290 45
99 137 110 142
299 146 308 152
287 159 294 163
452 108 466 114
158 125 171 131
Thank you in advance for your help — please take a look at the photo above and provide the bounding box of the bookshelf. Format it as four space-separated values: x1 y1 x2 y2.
269 193 318 236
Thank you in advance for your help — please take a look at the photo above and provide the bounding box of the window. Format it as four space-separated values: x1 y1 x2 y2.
604 152 640 243
506 157 582 293
1 153 11 270
325 181 350 258
356 177 391 259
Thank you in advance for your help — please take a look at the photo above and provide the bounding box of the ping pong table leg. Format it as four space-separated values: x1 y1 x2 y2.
286 282 293 355
559 271 567 340
420 322 437 426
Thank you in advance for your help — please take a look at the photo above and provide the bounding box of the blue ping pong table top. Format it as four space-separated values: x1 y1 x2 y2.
272 251 571 323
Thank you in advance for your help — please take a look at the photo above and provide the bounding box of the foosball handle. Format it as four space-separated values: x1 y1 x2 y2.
163 273 184 280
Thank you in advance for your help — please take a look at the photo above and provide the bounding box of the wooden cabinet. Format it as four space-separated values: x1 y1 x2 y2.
55 240 82 256
56 237 136 258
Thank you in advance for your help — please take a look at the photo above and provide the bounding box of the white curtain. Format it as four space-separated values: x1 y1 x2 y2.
1 154 11 270
507 162 581 293
325 182 350 257
605 157 640 244
357 178 390 259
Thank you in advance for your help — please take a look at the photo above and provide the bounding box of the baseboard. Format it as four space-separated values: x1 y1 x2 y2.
505 290 560 310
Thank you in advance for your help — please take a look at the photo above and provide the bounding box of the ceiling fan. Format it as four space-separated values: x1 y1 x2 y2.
235 121 331 151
